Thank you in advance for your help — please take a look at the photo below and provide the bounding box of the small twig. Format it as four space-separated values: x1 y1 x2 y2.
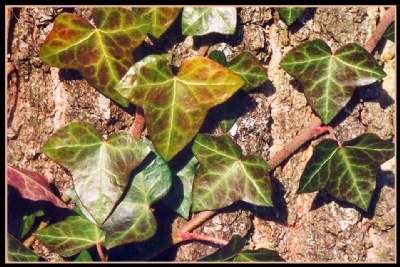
364 7 395 53
96 243 107 262
177 230 228 246
180 210 217 233
130 106 145 139
23 220 50 248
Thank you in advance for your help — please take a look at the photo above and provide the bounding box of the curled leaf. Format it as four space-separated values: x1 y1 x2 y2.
39 8 150 107
280 39 386 124
192 134 272 212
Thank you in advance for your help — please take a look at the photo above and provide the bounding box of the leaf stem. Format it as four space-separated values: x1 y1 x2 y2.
130 106 145 139
22 220 49 248
180 210 217 233
364 7 395 53
177 230 228 246
96 243 107 262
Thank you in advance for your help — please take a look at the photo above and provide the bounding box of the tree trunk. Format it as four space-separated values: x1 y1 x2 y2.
7 7 395 262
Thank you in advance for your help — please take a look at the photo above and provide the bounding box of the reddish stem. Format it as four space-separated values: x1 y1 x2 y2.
364 7 395 53
96 243 106 262
177 230 228 246
130 106 145 139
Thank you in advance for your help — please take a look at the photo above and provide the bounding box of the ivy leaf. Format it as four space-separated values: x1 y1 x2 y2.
298 133 394 211
42 122 150 226
182 7 237 36
234 249 285 262
66 188 96 225
132 7 181 38
34 210 105 257
200 235 245 261
7 234 40 262
39 8 150 107
116 55 244 161
102 139 171 249
277 8 306 26
227 52 268 92
162 153 198 219
384 23 394 42
73 250 93 262
7 166 68 209
192 134 272 212
208 50 227 65
280 39 386 124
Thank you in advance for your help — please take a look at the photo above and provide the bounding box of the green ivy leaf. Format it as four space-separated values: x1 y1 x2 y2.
66 188 96 225
192 134 272 212
277 8 306 26
384 23 394 42
182 7 237 36
116 55 244 161
200 235 245 261
208 50 227 65
163 153 198 219
43 122 150 226
39 8 150 107
234 249 285 262
73 250 93 261
132 7 181 38
280 39 386 124
7 233 40 262
103 139 171 249
298 133 394 211
34 211 105 257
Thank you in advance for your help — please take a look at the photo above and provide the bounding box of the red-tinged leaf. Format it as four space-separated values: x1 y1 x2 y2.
7 166 69 209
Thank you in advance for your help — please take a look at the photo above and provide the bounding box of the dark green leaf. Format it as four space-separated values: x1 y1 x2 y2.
384 23 394 42
7 233 40 262
182 7 237 36
162 154 198 219
200 235 245 261
73 250 93 261
280 39 386 124
227 52 268 92
192 134 272 212
132 7 181 38
298 133 394 211
277 8 306 26
208 50 227 65
34 211 105 257
234 248 285 262
116 55 244 161
39 8 150 107
102 139 171 249
43 122 150 226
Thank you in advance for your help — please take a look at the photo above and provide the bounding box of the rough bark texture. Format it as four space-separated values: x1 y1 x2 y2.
6 7 395 262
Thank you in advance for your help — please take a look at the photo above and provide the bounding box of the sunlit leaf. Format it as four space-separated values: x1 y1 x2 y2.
34 210 105 257
43 122 150 226
66 188 96 225
7 166 68 209
73 250 93 261
39 8 150 107
102 139 171 249
7 234 40 262
234 249 285 262
384 23 394 42
162 152 198 219
277 8 306 26
200 235 245 261
182 7 237 36
192 134 272 212
298 133 394 211
280 39 386 124
116 55 244 161
132 7 181 38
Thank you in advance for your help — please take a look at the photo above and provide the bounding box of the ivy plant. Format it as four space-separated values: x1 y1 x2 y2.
7 6 395 262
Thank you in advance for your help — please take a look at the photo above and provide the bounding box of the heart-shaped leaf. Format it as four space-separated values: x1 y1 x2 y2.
200 235 245 261
34 210 105 257
7 234 40 262
7 166 68 209
279 39 386 124
277 8 306 26
43 122 150 226
116 55 244 161
103 139 171 249
132 7 181 38
182 7 237 36
298 133 394 211
66 188 96 225
234 249 285 262
192 134 273 212
39 8 150 107
227 52 268 92
73 250 93 262
162 152 198 219
384 23 394 42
